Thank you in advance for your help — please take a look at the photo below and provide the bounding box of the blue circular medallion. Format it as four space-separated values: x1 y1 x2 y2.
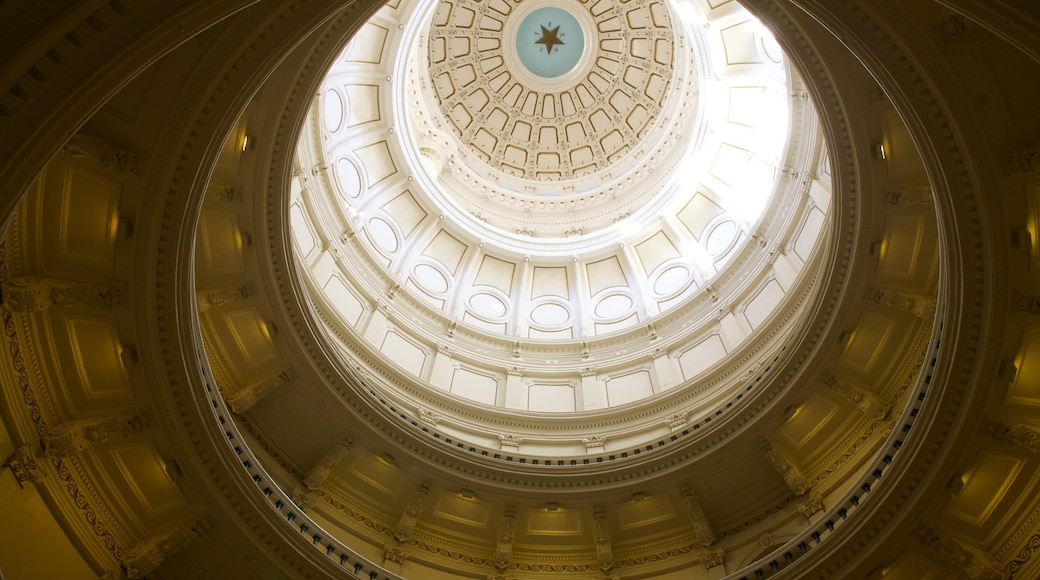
515 7 584 78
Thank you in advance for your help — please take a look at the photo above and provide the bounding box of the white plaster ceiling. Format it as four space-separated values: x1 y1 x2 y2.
293 0 830 429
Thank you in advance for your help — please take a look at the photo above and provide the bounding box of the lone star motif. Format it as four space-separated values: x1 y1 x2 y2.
534 24 564 55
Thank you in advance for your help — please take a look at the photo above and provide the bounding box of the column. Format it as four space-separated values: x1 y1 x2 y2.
504 366 526 409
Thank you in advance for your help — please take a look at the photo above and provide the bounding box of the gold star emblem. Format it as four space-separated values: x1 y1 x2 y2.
535 24 564 56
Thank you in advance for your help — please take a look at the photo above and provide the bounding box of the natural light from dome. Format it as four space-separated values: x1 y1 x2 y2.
290 0 829 428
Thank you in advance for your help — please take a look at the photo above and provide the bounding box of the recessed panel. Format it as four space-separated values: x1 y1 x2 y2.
344 23 389 64
1007 325 1040 406
58 165 119 268
109 440 186 515
678 334 726 379
606 370 653 406
354 140 397 186
63 314 133 402
381 190 428 238
321 274 365 327
198 208 245 274
345 84 381 127
528 383 575 412
381 332 426 377
585 256 628 295
838 311 899 376
945 450 1024 527
450 367 498 405
430 492 493 527
720 20 762 65
615 494 678 530
744 279 785 328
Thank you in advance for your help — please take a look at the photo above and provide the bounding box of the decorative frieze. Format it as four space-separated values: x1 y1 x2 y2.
2 445 43 487
1006 144 1039 175
206 182 242 202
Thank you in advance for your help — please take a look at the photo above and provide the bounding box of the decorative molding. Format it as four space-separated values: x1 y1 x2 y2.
980 416 1040 453
593 504 613 571
679 481 715 546
63 133 141 175
495 502 517 570
1007 530 1040 576
796 492 824 520
196 284 254 312
2 445 43 487
418 407 442 426
303 438 354 491
583 435 606 450
123 517 213 579
395 479 431 542
865 286 936 320
498 434 523 449
228 367 296 414
821 371 890 420
1006 144 1039 175
666 410 688 430
43 411 151 458
913 523 1003 580
757 439 809 496
383 544 406 565
2 276 124 312
704 547 725 569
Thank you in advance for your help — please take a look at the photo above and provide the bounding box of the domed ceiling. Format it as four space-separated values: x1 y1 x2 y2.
294 0 829 437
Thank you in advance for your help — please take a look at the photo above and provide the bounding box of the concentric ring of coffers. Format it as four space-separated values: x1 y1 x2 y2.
293 0 831 456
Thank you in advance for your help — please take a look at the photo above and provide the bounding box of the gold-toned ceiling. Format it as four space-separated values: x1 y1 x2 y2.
0 1 1039 579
